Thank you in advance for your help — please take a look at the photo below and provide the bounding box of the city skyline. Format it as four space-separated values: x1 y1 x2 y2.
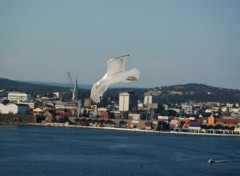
0 0 240 90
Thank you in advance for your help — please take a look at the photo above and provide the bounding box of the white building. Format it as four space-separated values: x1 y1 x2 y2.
8 92 30 102
205 109 212 114
181 104 193 115
229 107 240 116
119 92 129 111
53 92 63 99
144 95 152 105
0 103 30 114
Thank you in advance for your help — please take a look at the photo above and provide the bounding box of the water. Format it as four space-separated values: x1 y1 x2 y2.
0 125 240 176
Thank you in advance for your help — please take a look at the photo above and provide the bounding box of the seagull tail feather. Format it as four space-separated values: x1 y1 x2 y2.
124 68 140 82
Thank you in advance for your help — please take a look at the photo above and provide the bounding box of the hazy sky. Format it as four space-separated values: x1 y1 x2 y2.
0 0 240 89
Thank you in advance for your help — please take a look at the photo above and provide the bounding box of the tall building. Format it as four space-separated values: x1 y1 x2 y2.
144 95 153 105
119 92 129 112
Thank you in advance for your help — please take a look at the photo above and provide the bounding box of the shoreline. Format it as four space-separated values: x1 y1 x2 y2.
1 122 240 137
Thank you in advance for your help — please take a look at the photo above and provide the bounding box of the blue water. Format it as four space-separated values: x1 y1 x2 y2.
0 125 240 176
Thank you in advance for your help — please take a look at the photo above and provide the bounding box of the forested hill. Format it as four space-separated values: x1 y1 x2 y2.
0 78 240 103
0 78 70 96
143 83 240 103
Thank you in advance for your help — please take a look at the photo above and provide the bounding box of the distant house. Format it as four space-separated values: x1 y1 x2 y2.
0 103 30 114
205 109 212 114
181 104 193 115
0 89 7 98
229 108 240 116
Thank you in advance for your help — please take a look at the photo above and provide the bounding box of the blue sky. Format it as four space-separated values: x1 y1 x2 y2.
0 0 240 89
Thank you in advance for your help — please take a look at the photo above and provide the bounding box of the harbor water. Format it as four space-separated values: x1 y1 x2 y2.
0 125 240 176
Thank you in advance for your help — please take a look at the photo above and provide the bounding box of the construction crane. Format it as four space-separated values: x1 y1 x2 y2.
67 72 74 89
67 72 82 117
67 72 78 101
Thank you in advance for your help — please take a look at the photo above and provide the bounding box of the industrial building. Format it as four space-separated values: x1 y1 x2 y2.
0 103 30 114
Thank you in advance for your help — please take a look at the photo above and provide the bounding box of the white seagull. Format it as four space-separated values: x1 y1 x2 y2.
90 55 140 103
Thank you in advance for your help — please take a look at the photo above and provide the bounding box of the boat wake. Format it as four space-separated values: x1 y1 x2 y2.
208 158 240 164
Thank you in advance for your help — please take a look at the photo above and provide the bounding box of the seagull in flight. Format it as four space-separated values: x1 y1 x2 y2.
90 55 140 103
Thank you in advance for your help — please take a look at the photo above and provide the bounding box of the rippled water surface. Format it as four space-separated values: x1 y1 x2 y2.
0 125 240 176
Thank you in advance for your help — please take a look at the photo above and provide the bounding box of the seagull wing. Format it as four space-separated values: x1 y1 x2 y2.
90 82 109 103
106 55 129 75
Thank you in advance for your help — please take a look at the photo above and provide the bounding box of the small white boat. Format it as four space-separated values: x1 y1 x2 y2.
208 158 215 164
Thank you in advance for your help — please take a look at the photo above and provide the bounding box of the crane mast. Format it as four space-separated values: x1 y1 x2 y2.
67 72 82 117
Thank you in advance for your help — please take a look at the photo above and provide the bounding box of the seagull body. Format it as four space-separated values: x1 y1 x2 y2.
90 55 140 103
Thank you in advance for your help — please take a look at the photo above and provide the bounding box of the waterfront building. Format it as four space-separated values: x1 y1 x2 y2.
97 108 109 118
234 123 240 133
0 103 30 114
33 108 44 115
17 104 30 114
